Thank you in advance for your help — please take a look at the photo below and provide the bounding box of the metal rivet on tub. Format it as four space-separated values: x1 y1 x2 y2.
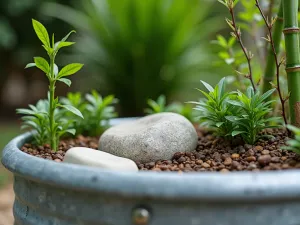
132 207 150 225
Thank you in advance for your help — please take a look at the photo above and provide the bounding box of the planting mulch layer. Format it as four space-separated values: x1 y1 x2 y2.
21 128 300 172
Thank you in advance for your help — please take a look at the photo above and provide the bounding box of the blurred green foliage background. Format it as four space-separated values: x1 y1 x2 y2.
0 0 228 188
0 0 228 121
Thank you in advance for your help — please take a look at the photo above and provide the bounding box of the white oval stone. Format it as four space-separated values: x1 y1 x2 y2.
63 147 138 171
99 112 198 163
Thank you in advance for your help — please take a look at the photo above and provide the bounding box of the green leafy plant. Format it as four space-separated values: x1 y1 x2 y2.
282 125 300 154
145 95 196 122
18 19 84 151
16 100 49 146
190 78 238 136
226 87 281 144
145 95 174 114
61 91 118 136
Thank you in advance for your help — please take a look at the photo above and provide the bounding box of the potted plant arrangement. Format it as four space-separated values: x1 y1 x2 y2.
3 0 300 224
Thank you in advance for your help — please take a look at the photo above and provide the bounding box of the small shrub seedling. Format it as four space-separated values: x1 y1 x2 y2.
61 91 118 136
226 87 281 144
145 95 173 114
145 95 196 122
190 78 238 137
282 125 300 154
17 100 49 146
18 19 84 151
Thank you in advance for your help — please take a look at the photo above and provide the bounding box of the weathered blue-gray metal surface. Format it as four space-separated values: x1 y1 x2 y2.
2 118 300 225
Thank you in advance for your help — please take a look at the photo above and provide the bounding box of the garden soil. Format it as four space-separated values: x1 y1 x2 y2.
21 128 300 172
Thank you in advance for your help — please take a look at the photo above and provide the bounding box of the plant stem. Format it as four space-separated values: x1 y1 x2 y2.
49 56 56 150
228 7 256 92
265 0 275 53
282 0 300 126
256 0 288 126
262 1 284 93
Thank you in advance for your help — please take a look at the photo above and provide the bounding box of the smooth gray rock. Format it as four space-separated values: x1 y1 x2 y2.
63 147 138 171
99 113 198 163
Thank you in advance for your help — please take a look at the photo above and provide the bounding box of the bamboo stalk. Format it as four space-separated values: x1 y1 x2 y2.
262 2 283 93
282 0 300 126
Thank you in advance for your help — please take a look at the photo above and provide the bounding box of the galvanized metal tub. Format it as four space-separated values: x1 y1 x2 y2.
2 118 300 225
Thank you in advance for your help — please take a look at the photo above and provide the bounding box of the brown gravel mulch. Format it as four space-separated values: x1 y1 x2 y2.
21 128 300 173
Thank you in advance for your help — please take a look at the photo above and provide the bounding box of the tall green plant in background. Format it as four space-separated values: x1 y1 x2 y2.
282 0 300 126
42 0 223 116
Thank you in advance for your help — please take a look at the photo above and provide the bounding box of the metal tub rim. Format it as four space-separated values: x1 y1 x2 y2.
2 118 300 203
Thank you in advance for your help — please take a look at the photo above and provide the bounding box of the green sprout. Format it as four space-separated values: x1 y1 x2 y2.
18 19 84 151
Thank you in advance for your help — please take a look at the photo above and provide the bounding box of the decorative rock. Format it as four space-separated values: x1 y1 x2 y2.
63 147 138 171
99 113 198 163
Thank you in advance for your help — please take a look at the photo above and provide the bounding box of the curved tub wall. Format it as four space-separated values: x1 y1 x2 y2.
2 118 300 225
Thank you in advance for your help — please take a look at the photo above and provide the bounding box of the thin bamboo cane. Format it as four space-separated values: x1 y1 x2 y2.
282 0 300 126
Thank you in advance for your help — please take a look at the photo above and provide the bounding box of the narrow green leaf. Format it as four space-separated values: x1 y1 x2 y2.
60 104 84 118
34 57 50 74
218 0 228 8
227 100 243 107
57 63 83 78
55 41 75 51
260 88 276 102
66 129 76 136
16 108 35 115
25 63 36 69
61 30 76 42
232 130 246 136
216 122 224 127
216 35 227 48
32 19 51 48
200 80 214 92
58 78 72 87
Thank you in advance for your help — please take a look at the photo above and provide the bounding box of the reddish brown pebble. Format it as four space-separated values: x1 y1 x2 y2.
231 161 240 169
246 156 256 162
202 162 210 168
231 153 240 159
254 146 263 151
261 150 270 155
271 157 280 163
282 164 290 169
220 168 229 173
177 156 186 164
196 160 203 165
223 157 232 166
258 155 271 166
